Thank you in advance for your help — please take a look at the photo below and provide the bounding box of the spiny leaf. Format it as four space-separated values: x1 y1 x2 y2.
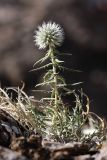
43 70 54 82
62 89 75 97
32 90 52 93
72 82 83 86
30 63 52 72
57 82 83 87
57 76 66 84
35 80 54 87
55 59 64 64
57 51 72 56
41 97 55 101
59 66 82 72
33 52 50 67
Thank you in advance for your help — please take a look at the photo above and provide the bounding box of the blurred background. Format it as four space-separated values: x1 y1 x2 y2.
0 0 107 117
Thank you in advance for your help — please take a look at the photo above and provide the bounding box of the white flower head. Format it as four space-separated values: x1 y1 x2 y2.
34 22 64 49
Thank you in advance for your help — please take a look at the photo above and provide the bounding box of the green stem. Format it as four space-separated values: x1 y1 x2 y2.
49 47 58 108
49 46 64 139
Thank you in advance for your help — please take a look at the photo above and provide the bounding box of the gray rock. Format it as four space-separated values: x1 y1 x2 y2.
0 146 28 160
0 109 29 147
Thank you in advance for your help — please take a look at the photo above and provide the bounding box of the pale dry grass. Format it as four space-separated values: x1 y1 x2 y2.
0 87 37 130
0 86 106 149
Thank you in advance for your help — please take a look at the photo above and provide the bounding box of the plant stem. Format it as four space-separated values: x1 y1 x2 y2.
48 47 64 138
49 47 58 108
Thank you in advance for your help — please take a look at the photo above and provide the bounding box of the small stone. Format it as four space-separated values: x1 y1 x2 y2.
0 146 28 160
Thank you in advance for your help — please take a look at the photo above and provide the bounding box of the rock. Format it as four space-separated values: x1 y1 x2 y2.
0 146 28 160
10 134 42 151
5 132 107 160
10 134 50 160
93 145 107 160
0 0 107 118
0 109 29 147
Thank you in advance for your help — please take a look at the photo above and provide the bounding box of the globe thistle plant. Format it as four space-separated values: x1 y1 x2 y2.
32 21 106 147
34 22 65 110
34 22 64 49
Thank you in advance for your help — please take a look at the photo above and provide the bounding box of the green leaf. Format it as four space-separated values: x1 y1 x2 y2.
30 63 52 72
57 51 72 56
55 59 64 64
35 80 54 87
41 97 55 101
33 52 50 67
57 76 66 84
32 90 51 93
59 66 82 72
43 70 54 82
71 82 83 86
63 87 75 95
57 82 83 87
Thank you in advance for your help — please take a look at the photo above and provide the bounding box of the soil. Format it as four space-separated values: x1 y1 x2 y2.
0 108 107 160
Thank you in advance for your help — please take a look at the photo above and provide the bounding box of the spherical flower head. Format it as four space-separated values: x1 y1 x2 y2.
34 22 64 49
